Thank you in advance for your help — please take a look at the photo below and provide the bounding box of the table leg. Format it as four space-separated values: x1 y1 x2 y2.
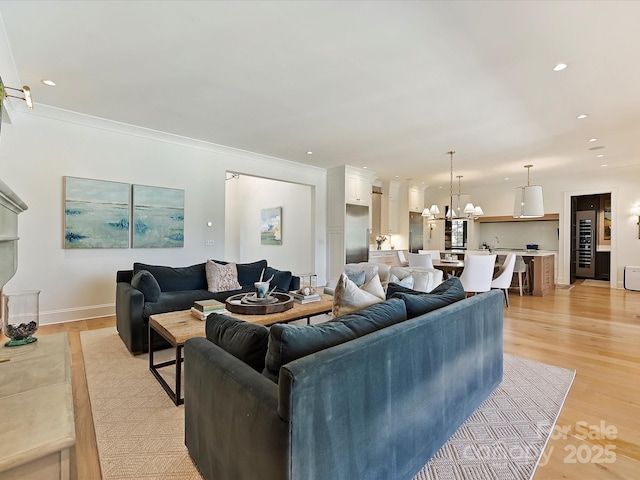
148 325 182 406
175 344 183 405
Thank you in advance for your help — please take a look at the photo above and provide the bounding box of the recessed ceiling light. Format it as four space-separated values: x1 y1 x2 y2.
577 114 589 119
553 63 568 72
504 177 509 181
395 175 400 178
41 79 56 86
601 164 608 167
589 138 598 142
596 154 605 158
306 151 313 155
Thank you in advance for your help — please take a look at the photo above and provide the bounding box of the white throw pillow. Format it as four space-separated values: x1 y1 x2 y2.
410 271 432 293
361 273 385 300
332 273 384 318
206 260 241 292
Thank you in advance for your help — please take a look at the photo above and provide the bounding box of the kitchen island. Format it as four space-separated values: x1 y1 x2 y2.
492 249 557 296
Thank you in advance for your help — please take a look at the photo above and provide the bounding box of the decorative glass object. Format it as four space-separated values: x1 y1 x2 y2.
3 290 40 347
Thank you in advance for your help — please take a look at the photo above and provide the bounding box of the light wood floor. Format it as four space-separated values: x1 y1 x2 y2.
16 281 640 479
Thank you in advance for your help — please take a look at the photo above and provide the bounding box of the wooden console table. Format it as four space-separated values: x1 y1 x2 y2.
0 332 75 479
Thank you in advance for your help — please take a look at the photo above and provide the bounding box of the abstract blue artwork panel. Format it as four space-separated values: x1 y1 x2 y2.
132 184 184 248
64 177 130 249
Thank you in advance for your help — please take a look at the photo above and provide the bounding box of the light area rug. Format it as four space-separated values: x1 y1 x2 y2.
82 327 574 480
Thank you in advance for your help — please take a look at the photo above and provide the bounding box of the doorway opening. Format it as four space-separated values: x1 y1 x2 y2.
570 193 611 283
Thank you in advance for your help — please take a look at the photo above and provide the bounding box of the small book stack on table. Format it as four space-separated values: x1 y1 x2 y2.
291 290 322 304
190 299 227 321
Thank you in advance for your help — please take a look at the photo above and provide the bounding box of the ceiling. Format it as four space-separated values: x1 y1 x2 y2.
2 0 640 188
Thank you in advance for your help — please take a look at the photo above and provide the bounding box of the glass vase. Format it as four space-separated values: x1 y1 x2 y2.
3 290 40 347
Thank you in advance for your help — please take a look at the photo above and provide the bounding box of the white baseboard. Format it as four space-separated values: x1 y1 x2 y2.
39 304 115 326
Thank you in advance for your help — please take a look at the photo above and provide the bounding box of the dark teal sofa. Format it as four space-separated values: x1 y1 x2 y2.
184 280 503 480
115 260 299 354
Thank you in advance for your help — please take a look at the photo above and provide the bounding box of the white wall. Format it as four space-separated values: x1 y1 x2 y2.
426 166 640 288
0 108 326 324
225 175 314 275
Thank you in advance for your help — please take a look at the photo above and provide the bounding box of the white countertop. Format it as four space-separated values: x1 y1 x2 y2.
482 249 557 257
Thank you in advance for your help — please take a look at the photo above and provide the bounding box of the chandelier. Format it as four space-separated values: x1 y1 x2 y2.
441 151 483 220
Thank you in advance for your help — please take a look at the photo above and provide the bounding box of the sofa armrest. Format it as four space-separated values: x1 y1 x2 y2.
115 282 145 353
184 338 289 480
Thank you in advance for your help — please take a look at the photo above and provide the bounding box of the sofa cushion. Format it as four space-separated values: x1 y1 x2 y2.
332 272 385 318
265 266 293 292
130 269 161 302
142 287 251 319
214 259 268 287
205 314 269 372
263 297 407 382
344 263 379 284
133 262 207 292
390 277 465 318
206 260 242 292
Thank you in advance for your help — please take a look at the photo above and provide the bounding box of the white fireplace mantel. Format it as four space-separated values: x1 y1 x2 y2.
0 179 28 289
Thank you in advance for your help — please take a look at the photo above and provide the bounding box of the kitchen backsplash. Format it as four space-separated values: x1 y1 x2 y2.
476 220 559 251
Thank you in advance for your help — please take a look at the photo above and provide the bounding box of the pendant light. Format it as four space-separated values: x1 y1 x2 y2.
514 164 544 218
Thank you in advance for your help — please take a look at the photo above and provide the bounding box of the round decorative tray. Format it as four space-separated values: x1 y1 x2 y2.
225 292 294 315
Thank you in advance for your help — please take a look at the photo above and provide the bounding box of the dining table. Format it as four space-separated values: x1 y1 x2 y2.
432 258 466 277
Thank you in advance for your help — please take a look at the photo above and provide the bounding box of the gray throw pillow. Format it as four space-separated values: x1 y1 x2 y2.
130 270 161 302
206 314 269 372
346 269 366 287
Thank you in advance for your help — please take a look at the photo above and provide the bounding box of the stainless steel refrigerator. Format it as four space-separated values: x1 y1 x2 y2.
345 204 370 264
409 211 424 253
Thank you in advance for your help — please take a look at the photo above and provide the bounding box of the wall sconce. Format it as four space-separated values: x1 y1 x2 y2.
3 84 34 109
631 205 640 238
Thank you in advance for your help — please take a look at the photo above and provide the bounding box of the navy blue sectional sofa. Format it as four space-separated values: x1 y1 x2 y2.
184 278 504 480
115 260 299 354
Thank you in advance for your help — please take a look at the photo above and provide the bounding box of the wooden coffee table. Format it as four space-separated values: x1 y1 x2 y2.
149 293 334 405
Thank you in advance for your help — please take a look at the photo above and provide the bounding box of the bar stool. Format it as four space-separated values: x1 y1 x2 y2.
513 255 529 296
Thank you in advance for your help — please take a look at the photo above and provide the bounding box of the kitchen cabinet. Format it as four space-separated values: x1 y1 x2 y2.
408 186 425 213
346 172 371 205
530 254 555 296
381 181 400 234
369 250 400 266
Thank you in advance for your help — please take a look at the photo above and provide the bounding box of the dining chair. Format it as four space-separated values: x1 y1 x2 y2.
459 253 497 295
408 252 434 269
491 253 516 307
513 255 529 296
417 250 441 261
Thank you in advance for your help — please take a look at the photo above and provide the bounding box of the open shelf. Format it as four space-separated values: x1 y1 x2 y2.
475 213 559 223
